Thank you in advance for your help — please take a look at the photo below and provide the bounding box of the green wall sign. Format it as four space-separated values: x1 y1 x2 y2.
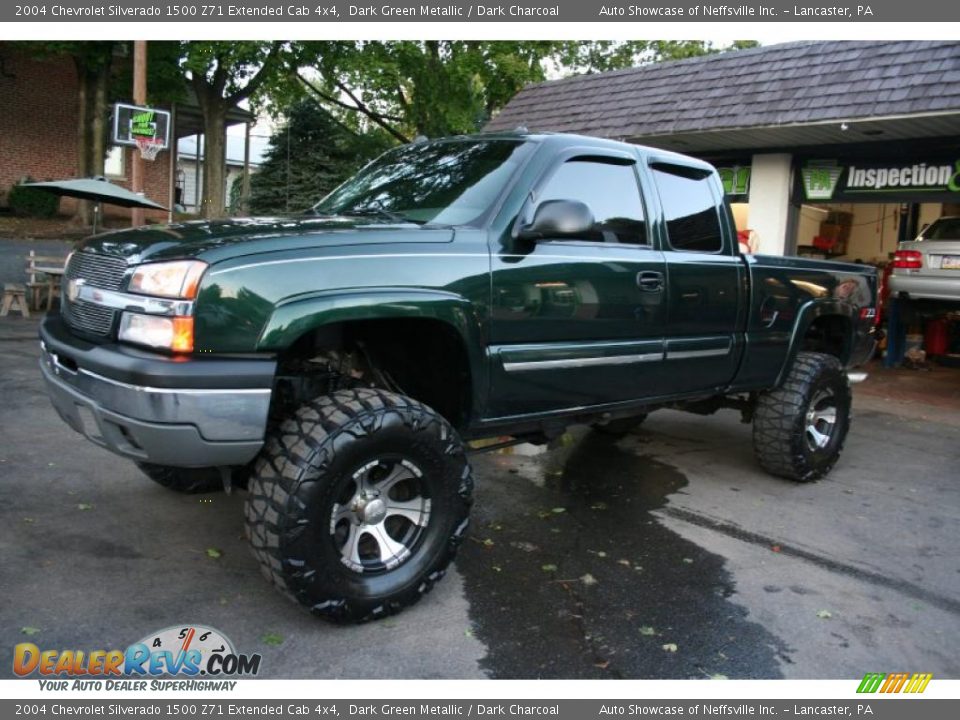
798 158 960 203
717 165 751 199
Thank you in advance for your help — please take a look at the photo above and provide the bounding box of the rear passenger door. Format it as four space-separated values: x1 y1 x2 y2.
649 162 745 394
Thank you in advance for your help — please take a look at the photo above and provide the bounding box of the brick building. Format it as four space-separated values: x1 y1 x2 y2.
0 44 254 223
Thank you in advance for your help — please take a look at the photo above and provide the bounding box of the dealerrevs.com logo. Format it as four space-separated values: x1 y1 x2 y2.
14 625 261 691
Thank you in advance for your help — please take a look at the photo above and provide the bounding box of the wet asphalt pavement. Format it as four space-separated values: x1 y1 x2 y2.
2 322 959 679
458 434 786 679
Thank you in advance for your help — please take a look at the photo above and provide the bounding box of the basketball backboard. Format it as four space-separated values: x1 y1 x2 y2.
112 102 171 149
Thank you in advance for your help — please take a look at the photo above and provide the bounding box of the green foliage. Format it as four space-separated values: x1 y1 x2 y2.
228 174 244 214
287 41 759 142
113 42 188 105
291 41 555 141
16 41 114 70
248 100 391 216
7 182 59 218
19 41 187 106
552 40 760 74
180 41 288 110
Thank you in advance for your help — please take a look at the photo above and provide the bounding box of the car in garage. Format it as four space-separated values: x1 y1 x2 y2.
889 216 960 307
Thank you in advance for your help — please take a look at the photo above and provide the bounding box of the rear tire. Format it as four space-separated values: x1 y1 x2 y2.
752 352 851 482
244 388 473 623
136 463 224 494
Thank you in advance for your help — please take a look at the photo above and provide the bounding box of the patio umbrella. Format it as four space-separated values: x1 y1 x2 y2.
24 176 167 233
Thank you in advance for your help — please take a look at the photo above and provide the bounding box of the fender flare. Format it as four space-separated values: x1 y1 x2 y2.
257 287 488 417
774 299 855 386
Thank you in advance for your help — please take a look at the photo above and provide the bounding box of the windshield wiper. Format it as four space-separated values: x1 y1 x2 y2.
346 201 425 225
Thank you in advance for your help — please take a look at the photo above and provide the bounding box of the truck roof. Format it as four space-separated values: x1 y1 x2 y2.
436 129 715 173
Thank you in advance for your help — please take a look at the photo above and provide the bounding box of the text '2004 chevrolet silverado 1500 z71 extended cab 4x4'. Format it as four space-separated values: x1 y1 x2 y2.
40 132 877 621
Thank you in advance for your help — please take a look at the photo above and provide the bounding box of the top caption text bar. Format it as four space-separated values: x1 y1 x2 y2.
4 1 960 23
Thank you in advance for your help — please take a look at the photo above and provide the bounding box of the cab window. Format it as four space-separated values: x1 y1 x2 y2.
537 159 648 244
652 167 724 253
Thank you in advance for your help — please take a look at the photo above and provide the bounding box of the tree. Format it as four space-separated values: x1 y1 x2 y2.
292 41 558 142
551 40 759 75
248 99 390 215
180 41 287 219
288 41 759 143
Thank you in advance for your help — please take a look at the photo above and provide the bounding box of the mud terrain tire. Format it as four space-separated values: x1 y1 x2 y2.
244 388 473 623
752 352 851 482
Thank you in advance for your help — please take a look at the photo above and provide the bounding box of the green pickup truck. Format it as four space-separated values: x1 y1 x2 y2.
40 132 877 622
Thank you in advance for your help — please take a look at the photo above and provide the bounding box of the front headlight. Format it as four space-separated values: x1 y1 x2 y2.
128 260 207 299
119 313 194 353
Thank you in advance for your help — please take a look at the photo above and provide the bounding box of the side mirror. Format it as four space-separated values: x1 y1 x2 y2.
516 199 594 241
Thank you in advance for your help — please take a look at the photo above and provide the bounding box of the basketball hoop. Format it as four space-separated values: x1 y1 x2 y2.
134 136 164 161
112 103 171 162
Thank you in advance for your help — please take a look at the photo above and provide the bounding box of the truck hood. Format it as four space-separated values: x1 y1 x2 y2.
76 216 454 264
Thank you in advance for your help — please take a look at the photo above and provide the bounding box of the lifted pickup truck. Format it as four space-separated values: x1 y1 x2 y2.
40 132 877 622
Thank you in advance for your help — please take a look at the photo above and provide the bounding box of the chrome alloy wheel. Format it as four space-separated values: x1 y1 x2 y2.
805 390 838 452
330 458 432 573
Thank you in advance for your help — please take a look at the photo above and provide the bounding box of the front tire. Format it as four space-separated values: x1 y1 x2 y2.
752 352 851 482
244 388 473 623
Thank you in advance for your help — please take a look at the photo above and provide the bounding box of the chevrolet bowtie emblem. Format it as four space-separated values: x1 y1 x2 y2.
67 278 85 302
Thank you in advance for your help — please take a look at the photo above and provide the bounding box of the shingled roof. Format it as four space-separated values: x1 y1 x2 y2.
485 41 960 147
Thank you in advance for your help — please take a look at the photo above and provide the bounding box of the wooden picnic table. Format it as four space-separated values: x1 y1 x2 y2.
34 266 65 276
32 265 65 311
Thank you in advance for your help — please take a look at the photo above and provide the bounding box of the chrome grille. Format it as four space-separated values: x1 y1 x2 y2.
62 299 116 336
61 252 128 337
64 252 127 290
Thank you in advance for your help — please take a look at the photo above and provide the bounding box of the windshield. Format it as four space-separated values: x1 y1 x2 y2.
312 138 533 226
921 217 960 240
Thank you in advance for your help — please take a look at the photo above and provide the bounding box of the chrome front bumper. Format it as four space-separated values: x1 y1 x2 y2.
40 341 271 468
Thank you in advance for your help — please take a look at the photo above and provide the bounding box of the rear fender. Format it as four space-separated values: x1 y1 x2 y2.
775 300 855 386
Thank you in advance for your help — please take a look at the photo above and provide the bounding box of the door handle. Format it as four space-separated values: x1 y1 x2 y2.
760 297 779 328
637 271 664 292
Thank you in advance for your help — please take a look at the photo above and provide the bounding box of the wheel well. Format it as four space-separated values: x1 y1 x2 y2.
801 315 850 362
272 318 473 430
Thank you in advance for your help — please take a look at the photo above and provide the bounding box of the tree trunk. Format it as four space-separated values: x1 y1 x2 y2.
72 47 112 227
197 99 228 219
91 61 110 177
189 47 283 219
74 62 93 226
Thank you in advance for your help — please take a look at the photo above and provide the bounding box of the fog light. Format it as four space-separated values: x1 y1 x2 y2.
119 313 194 353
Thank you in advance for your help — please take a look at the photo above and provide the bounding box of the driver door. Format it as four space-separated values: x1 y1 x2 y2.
487 152 667 418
